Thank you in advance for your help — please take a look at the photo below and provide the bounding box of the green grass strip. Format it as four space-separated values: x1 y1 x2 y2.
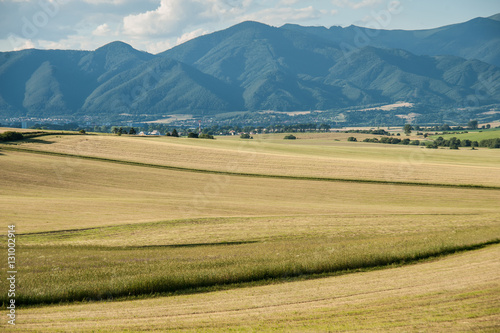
6 240 500 307
2 145 499 190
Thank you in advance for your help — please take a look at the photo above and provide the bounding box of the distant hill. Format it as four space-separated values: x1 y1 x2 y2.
160 19 500 111
1 15 499 122
281 15 500 67
0 42 153 117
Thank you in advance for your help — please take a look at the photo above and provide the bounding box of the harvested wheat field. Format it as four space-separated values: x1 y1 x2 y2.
1 130 499 331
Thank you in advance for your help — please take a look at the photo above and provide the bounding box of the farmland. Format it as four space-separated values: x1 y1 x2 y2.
4 131 500 187
1 129 499 331
8 245 500 332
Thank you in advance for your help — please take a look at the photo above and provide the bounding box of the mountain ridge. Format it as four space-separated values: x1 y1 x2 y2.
0 15 499 122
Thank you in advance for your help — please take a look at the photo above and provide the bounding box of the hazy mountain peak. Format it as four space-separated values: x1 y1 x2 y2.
95 41 135 52
231 20 272 30
94 41 153 59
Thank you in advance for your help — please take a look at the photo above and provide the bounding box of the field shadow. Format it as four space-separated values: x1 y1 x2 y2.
135 240 259 249
21 138 55 144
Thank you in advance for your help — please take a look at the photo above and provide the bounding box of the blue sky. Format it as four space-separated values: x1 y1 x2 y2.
1 0 499 54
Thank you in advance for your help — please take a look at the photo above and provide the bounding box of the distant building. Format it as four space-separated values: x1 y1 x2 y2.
21 121 34 129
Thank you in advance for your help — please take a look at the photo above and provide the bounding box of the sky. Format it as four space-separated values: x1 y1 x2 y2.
1 0 499 54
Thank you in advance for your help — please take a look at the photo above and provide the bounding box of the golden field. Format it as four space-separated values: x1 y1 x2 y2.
5 131 500 186
1 129 499 331
4 245 498 332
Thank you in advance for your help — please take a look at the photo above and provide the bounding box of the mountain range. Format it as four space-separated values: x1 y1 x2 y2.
1 14 499 122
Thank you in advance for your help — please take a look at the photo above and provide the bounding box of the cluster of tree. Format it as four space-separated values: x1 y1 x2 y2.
240 133 253 139
362 137 420 145
360 135 499 149
165 129 179 137
187 132 215 139
111 127 136 135
433 136 471 149
479 138 500 148
345 129 390 135
29 122 82 131
283 134 297 140
200 123 332 135
416 121 492 132
21 118 497 138
0 131 24 142
427 137 500 149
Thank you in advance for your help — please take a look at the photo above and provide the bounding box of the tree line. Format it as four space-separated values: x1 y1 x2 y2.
356 135 499 149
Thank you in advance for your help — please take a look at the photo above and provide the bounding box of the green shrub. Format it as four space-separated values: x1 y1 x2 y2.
188 132 199 138
284 134 296 140
199 133 215 139
363 138 379 143
240 133 252 139
426 142 438 149
479 138 500 148
0 131 24 142
390 138 401 144
347 136 357 142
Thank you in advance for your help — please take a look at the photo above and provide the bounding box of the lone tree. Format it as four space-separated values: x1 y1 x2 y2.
319 123 331 132
403 124 413 135
240 133 252 139
468 120 478 129
171 129 179 137
129 127 136 135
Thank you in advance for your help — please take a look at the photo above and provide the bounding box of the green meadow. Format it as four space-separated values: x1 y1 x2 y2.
430 127 500 141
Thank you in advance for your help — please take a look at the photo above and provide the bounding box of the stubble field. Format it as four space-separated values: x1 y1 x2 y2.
1 130 499 331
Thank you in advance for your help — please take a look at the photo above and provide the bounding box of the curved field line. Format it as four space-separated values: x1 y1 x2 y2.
2 145 500 190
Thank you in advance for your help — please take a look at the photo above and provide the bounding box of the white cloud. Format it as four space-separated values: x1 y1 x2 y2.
37 35 103 50
13 38 35 51
240 6 323 26
92 23 111 36
140 28 209 54
143 39 173 54
122 0 225 37
332 0 383 9
176 28 208 45
82 0 135 5
118 0 336 52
